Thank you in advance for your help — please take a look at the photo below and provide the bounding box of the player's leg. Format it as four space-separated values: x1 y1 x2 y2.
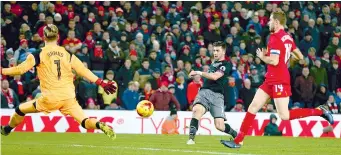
187 104 206 144
187 90 209 144
1 100 38 136
275 97 334 124
210 93 237 138
235 88 270 142
60 98 116 140
221 86 270 148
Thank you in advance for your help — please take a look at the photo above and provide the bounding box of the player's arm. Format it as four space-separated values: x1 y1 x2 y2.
257 48 279 66
70 54 116 94
1 54 35 76
189 70 223 81
291 48 304 60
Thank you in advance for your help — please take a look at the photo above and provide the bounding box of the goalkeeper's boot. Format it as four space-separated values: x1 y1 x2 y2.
99 122 116 140
317 105 334 125
1 126 10 136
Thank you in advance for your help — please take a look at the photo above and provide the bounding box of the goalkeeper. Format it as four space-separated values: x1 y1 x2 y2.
1 24 116 140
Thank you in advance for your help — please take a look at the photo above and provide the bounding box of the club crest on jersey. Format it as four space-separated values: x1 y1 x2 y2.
220 66 226 71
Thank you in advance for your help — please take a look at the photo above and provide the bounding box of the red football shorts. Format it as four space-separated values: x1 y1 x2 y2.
259 82 291 98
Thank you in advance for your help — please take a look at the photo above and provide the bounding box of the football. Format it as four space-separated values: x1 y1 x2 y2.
136 100 154 118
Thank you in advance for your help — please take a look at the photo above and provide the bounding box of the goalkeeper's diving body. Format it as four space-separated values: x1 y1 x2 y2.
1 24 116 139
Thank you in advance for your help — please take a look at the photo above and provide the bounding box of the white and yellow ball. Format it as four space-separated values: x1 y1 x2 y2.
136 100 154 118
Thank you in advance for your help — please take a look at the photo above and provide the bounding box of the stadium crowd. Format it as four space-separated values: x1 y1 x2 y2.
1 1 341 113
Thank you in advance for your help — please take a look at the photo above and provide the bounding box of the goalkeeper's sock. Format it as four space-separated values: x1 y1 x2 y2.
234 112 256 144
82 118 100 129
224 123 237 138
189 118 199 140
289 108 323 120
9 113 25 129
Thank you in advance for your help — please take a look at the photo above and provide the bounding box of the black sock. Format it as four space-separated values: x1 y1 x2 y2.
224 123 237 138
189 118 199 140
96 122 101 129
4 125 13 133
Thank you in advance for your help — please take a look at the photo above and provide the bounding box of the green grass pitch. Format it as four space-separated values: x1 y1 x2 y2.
1 132 340 155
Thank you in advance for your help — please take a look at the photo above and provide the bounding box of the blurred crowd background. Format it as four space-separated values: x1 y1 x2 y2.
1 1 341 114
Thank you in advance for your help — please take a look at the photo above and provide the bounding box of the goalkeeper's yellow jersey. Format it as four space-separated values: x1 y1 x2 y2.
2 44 99 102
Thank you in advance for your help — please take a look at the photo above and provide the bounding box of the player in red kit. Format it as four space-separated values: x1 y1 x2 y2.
221 11 334 148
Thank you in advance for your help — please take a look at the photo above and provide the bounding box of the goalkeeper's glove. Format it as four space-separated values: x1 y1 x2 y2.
95 78 117 94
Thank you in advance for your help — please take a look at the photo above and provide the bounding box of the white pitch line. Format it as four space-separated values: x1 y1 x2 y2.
6 142 255 155
69 144 255 155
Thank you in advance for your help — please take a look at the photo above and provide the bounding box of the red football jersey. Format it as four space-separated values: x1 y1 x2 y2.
265 29 297 85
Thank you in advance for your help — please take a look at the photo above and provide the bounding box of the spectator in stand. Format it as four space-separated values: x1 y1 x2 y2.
305 47 317 68
78 76 98 108
187 74 202 110
116 59 134 98
101 31 111 51
20 23 32 42
149 50 162 72
239 79 255 110
122 81 140 110
106 39 125 71
314 84 329 107
90 41 106 79
299 30 314 56
30 33 43 49
334 48 341 68
334 88 341 105
226 76 238 111
179 45 193 64
1 79 19 109
328 60 341 92
76 44 91 69
2 48 15 68
265 103 276 113
247 35 264 56
249 65 264 89
310 58 328 86
9 75 27 102
168 84 175 94
232 63 248 90
254 57 266 75
133 58 153 90
148 68 162 90
98 70 118 109
149 82 180 111
83 32 95 50
134 33 146 60
294 67 316 108
230 99 245 112
305 19 320 52
319 15 334 53
321 50 331 68
326 37 339 56
63 30 82 54
86 98 100 110
174 71 188 110
141 82 155 101
161 65 175 85
14 39 29 64
264 114 282 136
326 95 339 114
